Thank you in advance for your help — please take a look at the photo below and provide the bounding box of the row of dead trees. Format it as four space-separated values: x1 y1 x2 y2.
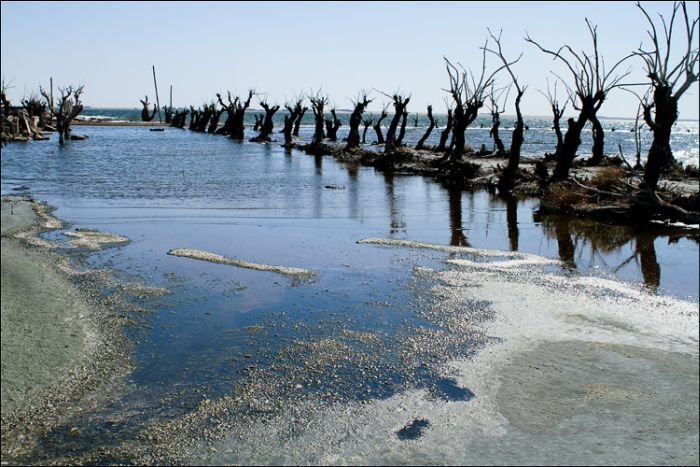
159 1 695 211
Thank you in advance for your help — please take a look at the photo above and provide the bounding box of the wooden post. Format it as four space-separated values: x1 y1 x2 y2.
152 65 162 124
49 77 54 117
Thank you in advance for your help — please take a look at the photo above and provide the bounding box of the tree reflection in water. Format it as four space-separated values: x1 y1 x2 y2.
447 185 470 247
535 214 696 291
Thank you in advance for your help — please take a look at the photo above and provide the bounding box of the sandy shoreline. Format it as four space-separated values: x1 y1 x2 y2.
0 196 129 462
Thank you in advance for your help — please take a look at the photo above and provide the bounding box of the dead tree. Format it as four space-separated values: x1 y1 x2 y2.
346 91 373 149
381 92 410 153
163 105 173 124
229 90 255 140
309 92 329 146
21 94 47 123
293 105 307 137
251 101 280 142
1 77 13 118
282 97 305 147
485 30 527 191
55 85 84 146
588 113 605 165
635 1 699 191
140 95 157 122
395 109 409 146
415 105 435 150
207 104 224 133
373 104 388 144
215 92 236 135
362 116 373 144
539 80 568 158
526 20 633 180
487 86 508 155
436 106 453 152
325 108 341 141
189 105 199 131
193 104 214 132
442 47 506 166
413 113 419 127
171 109 188 128
251 114 262 132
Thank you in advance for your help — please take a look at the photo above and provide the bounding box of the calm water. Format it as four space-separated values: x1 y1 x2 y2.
81 107 700 167
1 125 698 461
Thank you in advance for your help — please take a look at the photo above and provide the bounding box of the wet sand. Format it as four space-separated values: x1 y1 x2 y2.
1 196 128 461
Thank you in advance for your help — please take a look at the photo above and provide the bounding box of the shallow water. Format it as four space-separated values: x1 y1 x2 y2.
80 107 700 167
1 125 698 462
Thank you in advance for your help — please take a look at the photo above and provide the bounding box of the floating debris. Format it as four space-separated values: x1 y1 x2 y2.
167 248 315 277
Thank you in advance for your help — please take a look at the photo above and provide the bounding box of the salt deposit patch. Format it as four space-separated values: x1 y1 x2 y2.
63 228 129 250
167 248 315 277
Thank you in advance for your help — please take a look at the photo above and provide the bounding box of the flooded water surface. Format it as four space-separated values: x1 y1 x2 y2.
1 125 697 462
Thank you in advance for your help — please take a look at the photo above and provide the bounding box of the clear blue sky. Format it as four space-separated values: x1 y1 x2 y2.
2 1 698 119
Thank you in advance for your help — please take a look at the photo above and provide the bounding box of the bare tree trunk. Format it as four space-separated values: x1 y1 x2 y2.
552 99 594 181
292 106 307 137
643 85 678 191
588 113 605 165
282 99 304 147
362 118 372 144
552 105 565 156
373 108 388 144
325 109 341 141
395 110 408 146
207 106 224 134
163 105 173 124
188 106 199 131
251 102 280 142
230 90 254 141
140 96 155 122
436 109 453 152
283 114 295 146
253 114 264 132
384 95 410 153
310 95 328 146
194 105 213 132
55 85 84 146
489 110 505 154
415 105 435 150
498 90 525 191
346 94 372 149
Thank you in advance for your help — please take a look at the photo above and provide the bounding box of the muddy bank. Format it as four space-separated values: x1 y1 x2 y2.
177 240 698 465
0 196 130 462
